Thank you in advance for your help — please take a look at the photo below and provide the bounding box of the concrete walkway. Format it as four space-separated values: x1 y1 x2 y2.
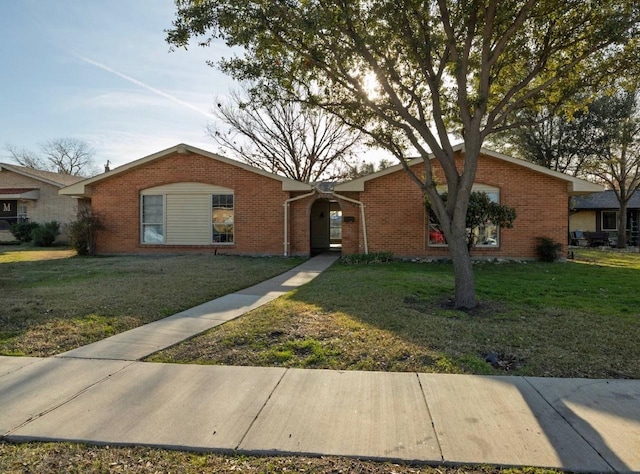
58 253 340 361
1 254 639 472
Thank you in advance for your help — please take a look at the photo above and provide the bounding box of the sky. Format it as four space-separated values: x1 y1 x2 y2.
0 0 237 169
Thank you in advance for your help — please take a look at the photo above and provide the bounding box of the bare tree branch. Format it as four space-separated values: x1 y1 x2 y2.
4 138 97 176
208 85 364 182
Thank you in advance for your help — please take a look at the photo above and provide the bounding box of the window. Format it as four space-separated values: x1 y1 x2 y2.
17 202 28 221
427 213 447 246
330 210 342 241
212 194 234 243
141 195 164 243
427 188 500 248
141 184 233 246
602 211 618 231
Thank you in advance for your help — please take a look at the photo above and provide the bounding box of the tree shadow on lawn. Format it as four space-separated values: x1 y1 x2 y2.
283 261 640 378
285 262 639 470
144 260 640 471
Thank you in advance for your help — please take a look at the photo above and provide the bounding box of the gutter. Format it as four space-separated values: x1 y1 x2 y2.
332 192 368 254
283 190 317 256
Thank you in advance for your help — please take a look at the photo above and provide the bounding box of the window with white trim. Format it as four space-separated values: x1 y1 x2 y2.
602 211 618 231
427 187 500 248
212 194 234 243
141 195 164 243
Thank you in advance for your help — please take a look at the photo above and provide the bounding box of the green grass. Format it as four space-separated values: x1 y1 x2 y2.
0 250 303 356
149 249 640 378
0 442 563 474
1 249 626 472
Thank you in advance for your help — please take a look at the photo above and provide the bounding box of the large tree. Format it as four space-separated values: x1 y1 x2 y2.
168 0 640 308
491 104 596 177
584 90 640 249
503 88 640 248
5 138 98 177
209 85 363 182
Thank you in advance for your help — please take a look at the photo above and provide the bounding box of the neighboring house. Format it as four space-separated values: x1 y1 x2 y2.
0 163 84 242
59 143 602 259
570 190 640 246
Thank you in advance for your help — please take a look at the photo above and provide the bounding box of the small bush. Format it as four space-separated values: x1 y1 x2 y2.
535 236 563 262
31 221 60 247
340 251 394 265
9 222 39 243
67 210 103 256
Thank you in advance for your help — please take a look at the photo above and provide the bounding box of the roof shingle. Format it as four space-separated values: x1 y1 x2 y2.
0 163 85 187
571 190 640 209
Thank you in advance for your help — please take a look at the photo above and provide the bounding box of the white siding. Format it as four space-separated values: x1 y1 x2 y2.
165 194 211 245
570 211 596 232
140 183 235 246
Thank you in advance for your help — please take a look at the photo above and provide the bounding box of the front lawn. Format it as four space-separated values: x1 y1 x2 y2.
0 249 303 356
149 249 640 378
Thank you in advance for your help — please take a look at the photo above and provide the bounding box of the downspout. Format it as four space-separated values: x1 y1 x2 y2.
332 192 368 255
283 190 317 256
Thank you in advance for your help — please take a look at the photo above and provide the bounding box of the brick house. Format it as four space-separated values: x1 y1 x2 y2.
0 163 84 242
60 143 602 258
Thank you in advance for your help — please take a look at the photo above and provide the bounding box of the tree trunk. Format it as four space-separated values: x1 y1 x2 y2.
448 219 476 309
450 243 476 309
617 202 628 249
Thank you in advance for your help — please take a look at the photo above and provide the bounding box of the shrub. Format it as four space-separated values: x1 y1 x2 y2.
9 222 39 243
67 210 103 256
340 251 394 265
31 221 60 247
535 237 563 262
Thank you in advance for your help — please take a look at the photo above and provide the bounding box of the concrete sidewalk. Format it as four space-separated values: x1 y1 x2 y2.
1 253 638 472
1 357 638 472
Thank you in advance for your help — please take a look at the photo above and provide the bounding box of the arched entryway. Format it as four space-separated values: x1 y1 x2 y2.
310 199 342 255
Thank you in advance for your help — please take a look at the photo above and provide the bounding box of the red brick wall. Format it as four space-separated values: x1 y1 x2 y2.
287 192 363 256
88 150 569 259
287 193 312 256
354 153 568 259
89 151 288 255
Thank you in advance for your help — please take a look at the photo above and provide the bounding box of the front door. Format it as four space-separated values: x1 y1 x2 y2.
310 200 331 255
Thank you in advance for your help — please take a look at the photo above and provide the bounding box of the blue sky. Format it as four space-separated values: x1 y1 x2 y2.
0 0 236 168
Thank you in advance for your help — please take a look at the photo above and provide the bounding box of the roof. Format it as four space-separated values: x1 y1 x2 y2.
571 189 640 210
60 144 313 197
0 163 84 187
334 144 604 195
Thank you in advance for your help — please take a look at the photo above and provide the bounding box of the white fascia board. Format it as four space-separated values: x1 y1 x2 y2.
59 144 313 195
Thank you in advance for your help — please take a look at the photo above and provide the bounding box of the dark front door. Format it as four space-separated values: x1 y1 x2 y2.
310 200 331 255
